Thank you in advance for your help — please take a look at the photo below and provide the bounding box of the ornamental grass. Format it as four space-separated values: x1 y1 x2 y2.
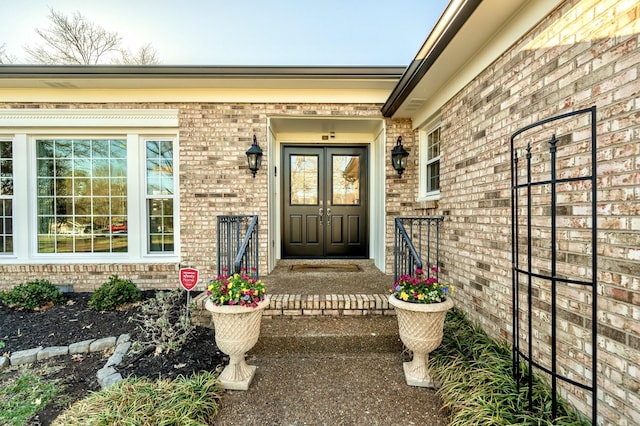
53 372 222 426
430 309 590 426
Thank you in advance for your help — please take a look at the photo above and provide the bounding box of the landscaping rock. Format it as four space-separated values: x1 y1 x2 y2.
0 356 10 371
97 366 122 388
10 346 43 365
69 339 95 354
105 341 130 367
116 334 130 345
37 346 69 361
89 337 117 353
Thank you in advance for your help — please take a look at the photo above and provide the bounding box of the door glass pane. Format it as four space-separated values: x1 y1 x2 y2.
290 155 318 205
332 155 360 205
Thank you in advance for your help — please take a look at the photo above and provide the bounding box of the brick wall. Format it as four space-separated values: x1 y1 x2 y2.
0 102 385 292
391 0 639 424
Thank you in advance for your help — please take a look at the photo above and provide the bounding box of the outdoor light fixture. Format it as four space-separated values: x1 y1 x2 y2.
245 134 263 178
391 136 409 177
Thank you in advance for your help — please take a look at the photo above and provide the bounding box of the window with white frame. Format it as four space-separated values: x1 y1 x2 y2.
36 138 129 253
146 140 175 253
0 140 13 254
419 122 441 200
0 108 179 262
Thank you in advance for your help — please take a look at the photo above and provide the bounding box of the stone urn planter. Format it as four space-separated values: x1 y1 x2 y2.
205 297 270 390
388 294 453 388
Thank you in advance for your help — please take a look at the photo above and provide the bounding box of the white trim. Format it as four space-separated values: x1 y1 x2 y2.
0 88 394 105
267 122 277 273
371 126 386 272
0 109 179 128
418 119 441 202
1 109 180 265
269 117 385 270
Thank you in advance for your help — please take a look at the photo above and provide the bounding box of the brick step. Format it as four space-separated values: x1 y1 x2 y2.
252 316 401 355
191 292 396 329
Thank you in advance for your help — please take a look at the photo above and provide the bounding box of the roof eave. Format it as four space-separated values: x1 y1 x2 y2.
381 0 482 118
0 65 406 80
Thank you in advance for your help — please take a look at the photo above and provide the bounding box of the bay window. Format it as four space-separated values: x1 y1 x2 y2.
0 108 179 263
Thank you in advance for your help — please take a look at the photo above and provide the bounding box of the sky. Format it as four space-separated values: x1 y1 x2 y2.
0 0 449 66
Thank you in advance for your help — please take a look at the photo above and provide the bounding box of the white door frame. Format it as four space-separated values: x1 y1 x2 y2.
266 117 386 273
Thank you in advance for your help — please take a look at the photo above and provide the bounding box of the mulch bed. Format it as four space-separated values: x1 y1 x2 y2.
1 291 224 425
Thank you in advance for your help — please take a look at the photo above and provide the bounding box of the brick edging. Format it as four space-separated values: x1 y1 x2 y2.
192 293 396 328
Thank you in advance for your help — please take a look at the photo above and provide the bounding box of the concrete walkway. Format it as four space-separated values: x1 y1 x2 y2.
210 260 450 425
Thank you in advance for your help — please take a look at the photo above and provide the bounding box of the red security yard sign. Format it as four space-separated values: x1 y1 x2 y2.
179 268 199 316
179 268 199 291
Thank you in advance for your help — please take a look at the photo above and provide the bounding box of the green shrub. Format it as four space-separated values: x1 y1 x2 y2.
0 279 64 310
88 275 142 311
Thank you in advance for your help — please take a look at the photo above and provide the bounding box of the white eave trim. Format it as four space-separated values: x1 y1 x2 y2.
0 108 179 128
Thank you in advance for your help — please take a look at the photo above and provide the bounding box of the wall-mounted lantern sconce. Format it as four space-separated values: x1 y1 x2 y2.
246 134 263 178
391 136 409 177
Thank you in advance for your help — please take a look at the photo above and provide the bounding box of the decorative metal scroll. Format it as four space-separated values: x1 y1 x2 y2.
510 106 597 423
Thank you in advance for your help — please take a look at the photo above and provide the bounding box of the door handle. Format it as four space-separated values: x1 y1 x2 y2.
327 208 331 225
319 207 323 225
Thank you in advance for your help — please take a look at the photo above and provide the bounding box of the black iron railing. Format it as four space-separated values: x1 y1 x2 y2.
394 216 444 282
217 215 259 279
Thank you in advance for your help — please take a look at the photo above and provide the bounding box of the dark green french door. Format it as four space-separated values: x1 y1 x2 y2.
282 146 368 258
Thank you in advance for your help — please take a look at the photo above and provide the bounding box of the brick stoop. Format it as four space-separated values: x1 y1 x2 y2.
191 292 396 328
191 259 397 328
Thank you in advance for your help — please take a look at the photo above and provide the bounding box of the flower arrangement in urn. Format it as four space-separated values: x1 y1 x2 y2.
391 266 453 304
204 267 269 390
207 269 266 308
389 266 454 388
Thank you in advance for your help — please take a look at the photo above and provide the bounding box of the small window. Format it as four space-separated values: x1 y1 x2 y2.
0 140 13 254
419 122 441 200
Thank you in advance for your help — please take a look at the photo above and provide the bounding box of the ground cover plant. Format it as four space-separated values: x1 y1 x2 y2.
0 368 62 426
430 309 590 426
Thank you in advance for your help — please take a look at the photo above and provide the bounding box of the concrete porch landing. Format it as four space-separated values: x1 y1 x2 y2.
192 259 396 324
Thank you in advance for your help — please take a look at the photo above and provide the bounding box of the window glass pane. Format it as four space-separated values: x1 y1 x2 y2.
110 140 127 158
427 128 440 159
427 161 440 193
0 139 13 253
0 203 10 253
290 155 318 205
146 140 174 195
332 155 360 205
36 138 128 254
148 199 174 252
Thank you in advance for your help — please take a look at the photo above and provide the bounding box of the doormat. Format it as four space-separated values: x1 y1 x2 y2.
289 264 363 272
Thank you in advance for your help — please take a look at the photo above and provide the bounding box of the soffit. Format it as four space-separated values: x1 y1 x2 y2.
270 117 382 136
